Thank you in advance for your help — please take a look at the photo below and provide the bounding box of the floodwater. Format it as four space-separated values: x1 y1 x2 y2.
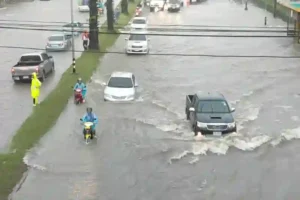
12 1 300 200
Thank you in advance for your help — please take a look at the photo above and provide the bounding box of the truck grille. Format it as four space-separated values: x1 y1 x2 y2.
132 45 142 48
207 125 228 131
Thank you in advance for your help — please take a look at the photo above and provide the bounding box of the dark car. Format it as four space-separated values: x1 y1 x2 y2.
185 92 236 136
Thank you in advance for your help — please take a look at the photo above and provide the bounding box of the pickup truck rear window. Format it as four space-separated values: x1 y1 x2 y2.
197 100 230 113
20 55 41 62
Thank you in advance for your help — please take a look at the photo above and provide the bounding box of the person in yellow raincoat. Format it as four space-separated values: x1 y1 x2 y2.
31 72 42 106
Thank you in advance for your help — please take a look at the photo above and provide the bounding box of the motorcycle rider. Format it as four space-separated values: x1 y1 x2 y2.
81 107 98 139
73 78 87 102
82 30 89 50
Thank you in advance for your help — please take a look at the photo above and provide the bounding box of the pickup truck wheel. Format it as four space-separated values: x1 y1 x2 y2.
40 72 46 82
51 63 55 72
193 125 198 136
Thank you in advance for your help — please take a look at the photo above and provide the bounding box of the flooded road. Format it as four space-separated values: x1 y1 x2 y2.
0 0 95 150
12 1 300 200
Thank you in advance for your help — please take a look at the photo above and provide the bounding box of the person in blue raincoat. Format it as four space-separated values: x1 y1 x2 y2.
81 107 98 139
73 78 87 101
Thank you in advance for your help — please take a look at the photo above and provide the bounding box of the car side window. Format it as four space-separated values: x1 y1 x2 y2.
41 53 48 60
132 75 135 84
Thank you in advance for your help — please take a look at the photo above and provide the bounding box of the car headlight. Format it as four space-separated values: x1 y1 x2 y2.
197 122 207 128
227 122 236 128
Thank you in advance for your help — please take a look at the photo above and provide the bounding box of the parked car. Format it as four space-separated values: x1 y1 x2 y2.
103 72 138 101
45 33 72 51
11 52 55 83
185 91 237 136
125 33 150 54
62 22 84 36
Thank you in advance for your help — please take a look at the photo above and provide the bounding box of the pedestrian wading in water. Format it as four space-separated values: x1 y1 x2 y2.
31 72 42 106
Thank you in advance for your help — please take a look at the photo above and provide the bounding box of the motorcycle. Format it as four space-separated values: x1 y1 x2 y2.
74 88 84 104
135 7 142 16
81 120 94 144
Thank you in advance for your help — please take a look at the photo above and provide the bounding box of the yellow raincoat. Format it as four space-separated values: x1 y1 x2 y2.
31 72 42 99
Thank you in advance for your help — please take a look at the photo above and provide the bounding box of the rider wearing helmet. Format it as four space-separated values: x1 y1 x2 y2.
81 107 98 139
73 78 87 101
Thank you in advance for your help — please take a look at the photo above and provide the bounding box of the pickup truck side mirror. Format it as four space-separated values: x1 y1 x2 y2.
134 83 138 87
231 107 235 112
189 107 195 112
102 82 107 86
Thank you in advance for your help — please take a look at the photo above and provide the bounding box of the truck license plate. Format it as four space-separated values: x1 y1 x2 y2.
23 76 29 79
213 132 222 136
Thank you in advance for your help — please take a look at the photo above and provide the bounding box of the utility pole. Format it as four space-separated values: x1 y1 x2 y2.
71 0 76 73
89 0 99 50
106 0 114 31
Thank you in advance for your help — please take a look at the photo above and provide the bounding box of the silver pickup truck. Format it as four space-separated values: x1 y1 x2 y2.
11 52 55 83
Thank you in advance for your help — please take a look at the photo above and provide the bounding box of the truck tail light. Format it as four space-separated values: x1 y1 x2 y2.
35 67 39 72
11 68 15 73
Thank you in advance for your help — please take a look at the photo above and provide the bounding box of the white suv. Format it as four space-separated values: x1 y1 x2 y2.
125 33 150 54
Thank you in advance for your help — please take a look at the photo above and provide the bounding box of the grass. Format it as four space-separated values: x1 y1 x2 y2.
0 1 138 199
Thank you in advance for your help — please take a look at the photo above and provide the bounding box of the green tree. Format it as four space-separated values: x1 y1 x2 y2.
89 0 99 50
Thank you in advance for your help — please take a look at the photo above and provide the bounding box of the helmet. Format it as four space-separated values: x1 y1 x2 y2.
78 78 82 82
86 107 92 113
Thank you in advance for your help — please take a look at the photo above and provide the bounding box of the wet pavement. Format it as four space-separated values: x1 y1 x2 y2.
0 0 102 151
11 1 300 200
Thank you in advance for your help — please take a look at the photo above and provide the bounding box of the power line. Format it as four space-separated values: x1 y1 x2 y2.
2 45 300 58
0 19 290 29
0 25 295 37
0 22 292 33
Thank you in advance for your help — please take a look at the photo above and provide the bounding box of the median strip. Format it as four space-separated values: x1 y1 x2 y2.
0 2 137 199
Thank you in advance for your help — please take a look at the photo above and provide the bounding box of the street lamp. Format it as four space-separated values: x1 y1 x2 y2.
70 0 76 73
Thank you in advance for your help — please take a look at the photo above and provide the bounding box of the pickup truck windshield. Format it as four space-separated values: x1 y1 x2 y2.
108 77 133 88
20 55 41 62
197 100 230 113
169 0 180 3
129 34 146 41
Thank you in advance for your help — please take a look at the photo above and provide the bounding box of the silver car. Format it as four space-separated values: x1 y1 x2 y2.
45 34 72 51
62 22 84 36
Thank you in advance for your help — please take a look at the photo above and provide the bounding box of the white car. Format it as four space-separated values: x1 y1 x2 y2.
149 0 165 12
125 33 150 54
78 5 89 12
130 17 148 30
103 72 138 102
